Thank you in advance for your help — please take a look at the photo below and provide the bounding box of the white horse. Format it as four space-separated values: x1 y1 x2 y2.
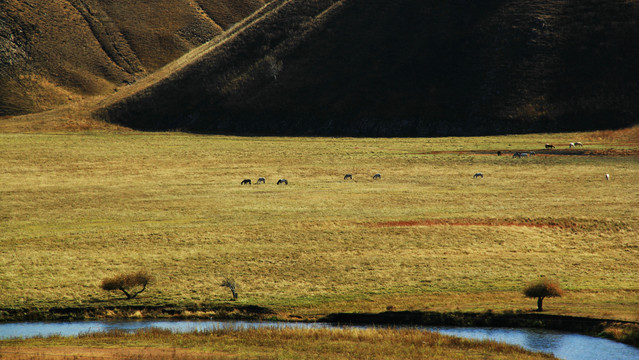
575 142 583 147
605 174 610 181
569 143 575 148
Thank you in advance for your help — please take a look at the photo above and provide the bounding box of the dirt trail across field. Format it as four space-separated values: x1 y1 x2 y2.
372 219 565 229
427 149 639 157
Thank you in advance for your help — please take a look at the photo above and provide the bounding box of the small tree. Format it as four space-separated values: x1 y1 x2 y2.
220 277 238 300
265 55 283 80
101 271 153 299
523 278 563 311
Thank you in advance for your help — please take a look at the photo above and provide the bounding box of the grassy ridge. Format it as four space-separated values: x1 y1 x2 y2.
0 327 557 359
0 0 264 115
1 129 637 322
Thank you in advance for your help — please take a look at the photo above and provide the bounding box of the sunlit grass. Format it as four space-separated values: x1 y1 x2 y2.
0 327 557 359
1 130 637 320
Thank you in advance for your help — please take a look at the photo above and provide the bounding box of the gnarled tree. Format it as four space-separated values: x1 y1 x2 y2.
523 278 563 311
101 271 153 299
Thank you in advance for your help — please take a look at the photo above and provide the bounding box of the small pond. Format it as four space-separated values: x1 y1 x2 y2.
1 320 638 360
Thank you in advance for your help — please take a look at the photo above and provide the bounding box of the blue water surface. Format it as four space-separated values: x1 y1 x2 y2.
1 320 638 360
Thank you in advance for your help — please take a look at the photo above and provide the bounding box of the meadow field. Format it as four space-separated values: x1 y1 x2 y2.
1 129 638 323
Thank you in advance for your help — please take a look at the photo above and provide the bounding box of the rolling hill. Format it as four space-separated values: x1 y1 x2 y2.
0 0 264 115
4 0 639 136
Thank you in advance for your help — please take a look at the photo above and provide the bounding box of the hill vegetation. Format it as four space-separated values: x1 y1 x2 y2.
2 0 638 136
0 0 264 115
92 0 639 136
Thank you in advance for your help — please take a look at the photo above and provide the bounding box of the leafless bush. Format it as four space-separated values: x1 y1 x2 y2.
264 55 283 80
220 277 238 300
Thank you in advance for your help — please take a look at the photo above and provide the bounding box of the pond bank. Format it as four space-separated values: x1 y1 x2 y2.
2 319 639 360
0 304 275 322
1 305 637 347
322 310 639 347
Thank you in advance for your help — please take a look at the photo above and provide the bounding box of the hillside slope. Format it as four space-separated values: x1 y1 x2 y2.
95 0 639 136
0 0 264 115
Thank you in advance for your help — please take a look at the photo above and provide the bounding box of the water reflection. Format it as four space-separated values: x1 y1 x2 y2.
426 326 638 360
1 321 638 360
0 320 331 339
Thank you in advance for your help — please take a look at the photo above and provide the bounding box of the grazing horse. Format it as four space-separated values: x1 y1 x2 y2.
241 179 251 185
513 152 521 158
520 152 529 157
373 173 381 180
277 179 288 185
257 177 266 184
529 151 536 156
497 151 502 156
344 174 353 180
569 143 575 148
545 144 555 149
473 173 483 178
575 142 583 147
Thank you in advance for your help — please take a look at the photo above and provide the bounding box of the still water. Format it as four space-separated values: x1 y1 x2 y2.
1 320 638 360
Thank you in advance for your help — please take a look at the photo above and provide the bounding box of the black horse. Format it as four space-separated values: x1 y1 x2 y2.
277 179 288 185
241 179 251 185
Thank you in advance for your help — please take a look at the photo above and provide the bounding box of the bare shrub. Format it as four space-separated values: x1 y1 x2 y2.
264 55 283 80
101 271 153 299
220 277 238 300
523 277 563 311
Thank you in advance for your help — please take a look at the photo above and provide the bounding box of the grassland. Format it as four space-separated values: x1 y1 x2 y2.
1 127 637 324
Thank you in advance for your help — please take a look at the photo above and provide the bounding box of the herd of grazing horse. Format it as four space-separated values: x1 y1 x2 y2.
241 178 289 185
241 143 606 184
241 173 382 185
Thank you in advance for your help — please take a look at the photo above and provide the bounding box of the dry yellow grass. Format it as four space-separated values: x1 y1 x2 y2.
0 327 557 359
0 130 637 321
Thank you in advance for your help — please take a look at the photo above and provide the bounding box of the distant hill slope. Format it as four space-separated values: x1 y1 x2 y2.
94 0 639 136
0 0 264 115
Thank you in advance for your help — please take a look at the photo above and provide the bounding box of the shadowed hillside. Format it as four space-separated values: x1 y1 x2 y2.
94 0 639 136
0 0 264 115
